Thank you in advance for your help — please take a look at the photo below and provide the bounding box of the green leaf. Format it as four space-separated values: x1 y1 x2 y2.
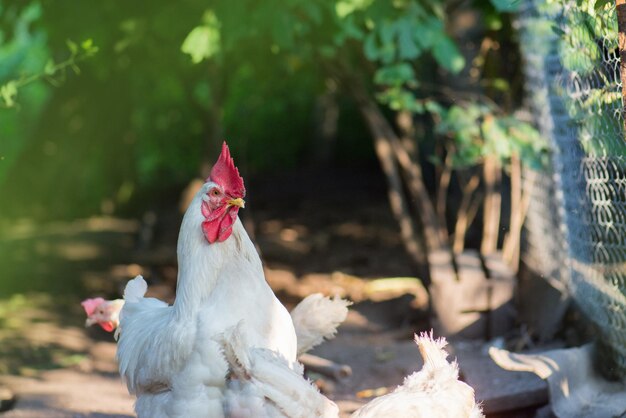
364 33 379 60
424 100 444 116
81 39 93 50
432 36 465 74
396 19 420 60
482 117 512 160
376 88 422 112
490 0 521 12
44 59 56 76
374 63 416 86
594 0 611 10
302 3 322 24
336 0 375 18
66 39 78 54
340 15 365 40
319 45 337 58
181 23 221 63
551 25 566 36
491 78 510 91
1 81 18 107
20 2 42 23
415 17 443 49
485 13 503 31
377 21 396 63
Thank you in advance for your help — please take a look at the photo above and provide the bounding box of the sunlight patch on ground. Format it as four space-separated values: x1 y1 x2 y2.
0 217 139 241
54 242 102 261
0 294 90 376
266 268 428 308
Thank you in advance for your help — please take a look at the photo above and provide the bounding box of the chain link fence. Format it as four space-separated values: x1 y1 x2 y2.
517 0 626 378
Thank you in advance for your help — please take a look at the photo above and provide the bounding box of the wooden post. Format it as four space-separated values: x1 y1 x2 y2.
617 0 626 132
481 156 501 255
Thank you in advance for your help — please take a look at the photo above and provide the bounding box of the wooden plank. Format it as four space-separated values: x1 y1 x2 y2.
429 250 466 337
484 252 517 337
457 250 489 312
454 250 488 339
430 250 517 339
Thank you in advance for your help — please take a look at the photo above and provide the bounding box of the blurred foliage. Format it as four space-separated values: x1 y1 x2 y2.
1 38 98 108
545 0 626 156
1 0 543 220
436 104 549 170
181 0 545 170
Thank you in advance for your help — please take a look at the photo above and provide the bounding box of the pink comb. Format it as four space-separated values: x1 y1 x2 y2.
81 297 105 316
209 142 245 198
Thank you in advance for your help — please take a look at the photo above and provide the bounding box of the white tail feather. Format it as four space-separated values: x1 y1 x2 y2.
415 330 451 371
290 294 351 356
123 275 148 303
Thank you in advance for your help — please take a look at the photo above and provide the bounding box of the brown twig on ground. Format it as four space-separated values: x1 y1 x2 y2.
300 353 352 381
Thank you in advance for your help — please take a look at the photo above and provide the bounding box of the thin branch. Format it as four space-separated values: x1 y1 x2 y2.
436 151 453 241
453 171 481 253
503 154 522 268
353 89 427 266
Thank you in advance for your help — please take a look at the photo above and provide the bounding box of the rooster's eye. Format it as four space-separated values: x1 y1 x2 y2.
211 189 220 197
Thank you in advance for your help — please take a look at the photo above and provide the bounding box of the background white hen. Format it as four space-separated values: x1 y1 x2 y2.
222 329 484 418
83 292 350 359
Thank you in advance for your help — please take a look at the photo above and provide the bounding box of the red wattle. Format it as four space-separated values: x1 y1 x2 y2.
100 321 115 332
202 206 239 243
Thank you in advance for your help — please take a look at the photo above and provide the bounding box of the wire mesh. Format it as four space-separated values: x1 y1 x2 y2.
517 0 626 378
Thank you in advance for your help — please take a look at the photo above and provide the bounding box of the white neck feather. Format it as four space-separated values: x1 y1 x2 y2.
173 184 260 319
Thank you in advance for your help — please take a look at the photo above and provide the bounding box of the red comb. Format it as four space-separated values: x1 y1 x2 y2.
209 142 245 197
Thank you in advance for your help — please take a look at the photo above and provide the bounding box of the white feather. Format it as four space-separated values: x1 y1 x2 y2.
221 323 339 418
123 275 148 302
290 294 351 356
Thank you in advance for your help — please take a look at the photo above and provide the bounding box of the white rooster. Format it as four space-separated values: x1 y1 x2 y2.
115 143 300 418
221 329 484 418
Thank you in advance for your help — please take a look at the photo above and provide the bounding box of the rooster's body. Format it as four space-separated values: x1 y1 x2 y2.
221 323 339 418
116 145 297 418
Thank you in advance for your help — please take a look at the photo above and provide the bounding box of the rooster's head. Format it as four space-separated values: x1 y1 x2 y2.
201 142 246 243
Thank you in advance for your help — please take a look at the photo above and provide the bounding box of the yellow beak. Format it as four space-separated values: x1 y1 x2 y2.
227 198 245 208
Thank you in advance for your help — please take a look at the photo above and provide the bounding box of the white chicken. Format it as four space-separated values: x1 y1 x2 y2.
351 332 484 418
221 329 484 418
81 297 124 332
115 143 299 418
82 293 349 360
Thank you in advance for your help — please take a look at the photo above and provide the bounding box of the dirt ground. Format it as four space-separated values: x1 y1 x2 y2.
0 165 441 417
